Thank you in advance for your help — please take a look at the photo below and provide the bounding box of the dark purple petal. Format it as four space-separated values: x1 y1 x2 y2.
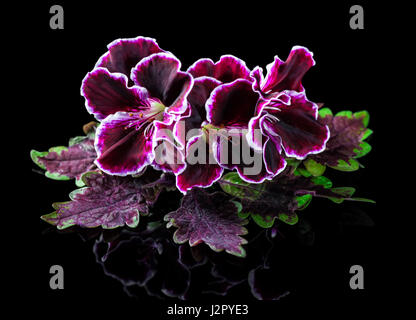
152 114 174 142
176 134 223 193
81 68 149 121
95 112 154 175
246 113 264 151
188 77 222 118
252 46 315 96
152 113 186 174
131 53 193 114
263 137 287 176
187 55 251 83
250 66 264 94
176 163 223 194
246 115 287 177
175 77 222 148
153 139 185 174
164 189 248 257
206 79 260 127
153 120 184 173
95 36 163 78
261 92 329 159
215 131 275 183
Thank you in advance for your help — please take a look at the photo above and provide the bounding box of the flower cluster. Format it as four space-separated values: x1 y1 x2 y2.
80 36 329 193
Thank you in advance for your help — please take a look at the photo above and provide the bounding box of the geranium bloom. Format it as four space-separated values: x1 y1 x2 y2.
239 46 329 174
205 79 276 183
247 91 330 171
173 77 223 193
250 46 315 98
159 55 255 192
174 49 327 189
169 55 262 192
209 84 329 181
94 36 163 84
81 37 193 175
187 55 251 83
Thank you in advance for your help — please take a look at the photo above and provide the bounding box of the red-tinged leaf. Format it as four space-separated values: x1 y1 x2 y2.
31 133 97 182
239 167 373 228
42 171 164 230
311 108 372 167
164 189 248 257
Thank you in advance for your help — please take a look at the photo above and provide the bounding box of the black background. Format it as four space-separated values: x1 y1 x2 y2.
17 1 393 318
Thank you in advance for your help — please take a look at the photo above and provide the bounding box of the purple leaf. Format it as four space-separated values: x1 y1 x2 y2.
164 189 248 257
42 171 163 229
237 167 360 227
310 108 370 167
31 129 97 183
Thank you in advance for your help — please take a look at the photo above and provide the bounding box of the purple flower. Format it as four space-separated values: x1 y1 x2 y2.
172 53 270 191
187 55 251 83
207 81 329 181
247 91 329 166
205 79 277 183
251 46 315 98
173 77 224 193
95 36 164 85
81 37 193 176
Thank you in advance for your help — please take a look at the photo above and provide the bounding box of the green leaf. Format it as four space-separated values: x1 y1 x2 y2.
219 172 264 200
251 213 277 228
331 187 356 198
45 171 71 181
238 211 251 219
304 159 326 176
146 221 163 232
294 167 312 177
278 213 299 225
318 107 333 118
310 176 333 189
354 142 372 158
40 211 59 225
69 136 87 146
230 200 243 213
296 194 313 210
286 158 301 168
329 158 360 171
335 110 353 118
69 187 88 200
75 176 86 187
328 186 356 204
354 110 370 127
48 146 68 155
361 128 373 141
329 195 375 204
329 197 345 204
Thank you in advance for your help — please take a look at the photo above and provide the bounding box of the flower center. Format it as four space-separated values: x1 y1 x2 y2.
126 99 167 138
